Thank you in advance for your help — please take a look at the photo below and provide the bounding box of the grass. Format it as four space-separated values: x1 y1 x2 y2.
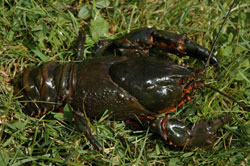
0 0 249 165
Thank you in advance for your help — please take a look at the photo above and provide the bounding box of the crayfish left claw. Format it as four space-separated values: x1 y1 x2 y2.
94 27 218 65
184 40 218 65
153 30 218 65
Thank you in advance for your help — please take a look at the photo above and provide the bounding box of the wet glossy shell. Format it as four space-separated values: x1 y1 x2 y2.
19 55 193 120
72 56 192 120
110 56 192 112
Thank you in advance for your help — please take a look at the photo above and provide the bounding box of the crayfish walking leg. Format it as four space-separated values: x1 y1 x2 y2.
71 29 103 151
74 110 103 151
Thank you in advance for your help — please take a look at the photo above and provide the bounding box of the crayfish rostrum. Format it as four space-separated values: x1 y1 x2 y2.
17 27 232 151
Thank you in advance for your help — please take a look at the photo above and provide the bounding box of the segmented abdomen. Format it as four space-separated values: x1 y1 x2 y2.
19 62 77 116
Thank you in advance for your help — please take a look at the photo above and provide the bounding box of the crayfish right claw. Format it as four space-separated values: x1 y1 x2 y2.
209 113 232 132
190 113 232 147
189 121 212 147
151 114 232 148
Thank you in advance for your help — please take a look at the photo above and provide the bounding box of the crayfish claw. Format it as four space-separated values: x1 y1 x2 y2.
152 114 232 148
189 121 211 147
209 113 232 132
190 114 232 147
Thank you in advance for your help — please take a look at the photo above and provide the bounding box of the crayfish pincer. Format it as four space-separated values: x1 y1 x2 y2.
17 28 232 151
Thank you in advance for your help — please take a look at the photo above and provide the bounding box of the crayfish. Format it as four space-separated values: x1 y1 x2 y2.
17 27 236 152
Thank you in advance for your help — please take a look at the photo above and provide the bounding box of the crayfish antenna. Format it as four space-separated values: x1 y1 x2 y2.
203 0 236 72
202 0 249 111
204 85 250 112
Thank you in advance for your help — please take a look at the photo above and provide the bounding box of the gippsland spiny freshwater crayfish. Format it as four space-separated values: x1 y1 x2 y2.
16 0 248 152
